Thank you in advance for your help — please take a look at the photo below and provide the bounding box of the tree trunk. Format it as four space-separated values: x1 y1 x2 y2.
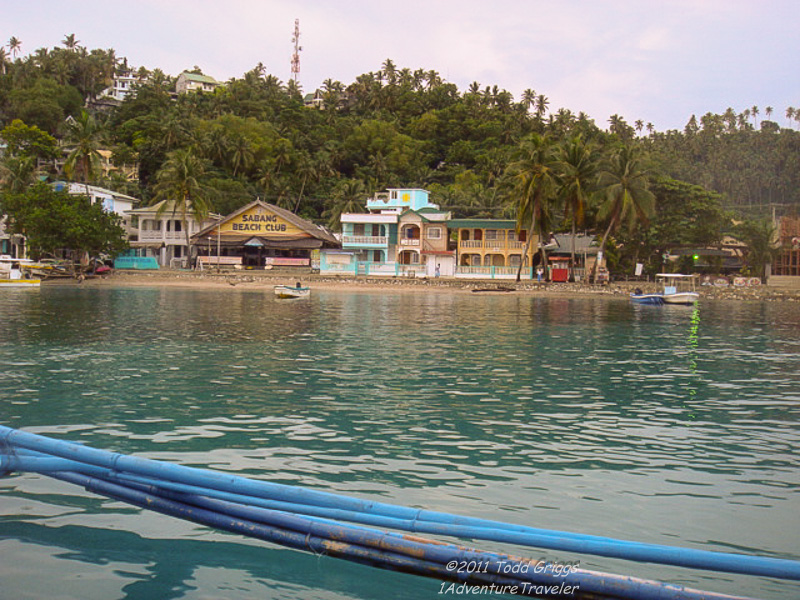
516 211 537 282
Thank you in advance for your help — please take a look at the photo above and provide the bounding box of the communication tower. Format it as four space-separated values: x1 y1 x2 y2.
291 19 302 83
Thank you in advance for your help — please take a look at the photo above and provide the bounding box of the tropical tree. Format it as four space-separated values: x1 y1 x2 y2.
557 135 597 276
8 36 21 58
152 148 215 259
734 219 779 281
323 178 368 229
505 133 558 281
593 144 655 280
63 110 104 183
62 34 80 51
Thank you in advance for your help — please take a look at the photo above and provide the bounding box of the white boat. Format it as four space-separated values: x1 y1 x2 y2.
657 273 699 305
0 256 41 288
274 284 310 299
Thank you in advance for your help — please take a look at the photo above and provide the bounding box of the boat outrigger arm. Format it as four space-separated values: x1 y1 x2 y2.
1 426 797 600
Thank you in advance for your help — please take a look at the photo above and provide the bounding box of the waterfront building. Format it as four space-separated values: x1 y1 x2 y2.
54 182 138 238
125 200 221 268
322 188 454 277
448 218 539 279
191 199 339 269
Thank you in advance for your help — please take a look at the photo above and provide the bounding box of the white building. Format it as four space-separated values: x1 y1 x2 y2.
99 69 146 102
55 182 138 238
126 200 221 268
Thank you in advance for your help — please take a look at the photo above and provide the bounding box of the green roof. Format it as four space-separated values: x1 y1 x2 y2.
447 218 518 230
180 72 220 85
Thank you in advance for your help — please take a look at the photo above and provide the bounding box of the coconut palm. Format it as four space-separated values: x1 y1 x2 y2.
62 33 80 51
505 133 558 281
323 178 368 229
63 110 104 184
8 37 21 58
592 144 655 281
153 147 215 257
735 220 779 281
557 135 597 277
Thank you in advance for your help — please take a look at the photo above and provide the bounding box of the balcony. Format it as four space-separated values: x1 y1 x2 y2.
138 230 186 242
342 235 388 247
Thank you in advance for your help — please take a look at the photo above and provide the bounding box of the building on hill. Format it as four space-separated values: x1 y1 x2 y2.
176 72 223 94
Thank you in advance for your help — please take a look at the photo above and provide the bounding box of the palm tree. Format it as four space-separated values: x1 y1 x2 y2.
323 179 368 229
557 135 597 278
505 133 558 281
153 148 215 259
0 156 36 193
765 106 773 122
535 94 549 120
63 110 104 184
751 105 759 127
735 220 778 281
522 89 536 112
0 47 8 74
786 107 795 129
8 37 21 58
592 144 655 281
62 33 80 51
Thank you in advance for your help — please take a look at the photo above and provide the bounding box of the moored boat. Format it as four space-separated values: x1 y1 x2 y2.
658 273 700 305
630 289 664 305
0 256 41 288
274 284 310 299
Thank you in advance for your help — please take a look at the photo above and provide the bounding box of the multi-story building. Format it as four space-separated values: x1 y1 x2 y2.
99 69 146 102
125 200 221 268
175 72 223 94
448 218 538 279
324 188 454 277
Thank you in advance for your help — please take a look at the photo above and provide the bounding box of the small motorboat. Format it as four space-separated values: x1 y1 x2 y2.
658 274 700 305
0 257 41 288
274 284 310 299
630 289 664 305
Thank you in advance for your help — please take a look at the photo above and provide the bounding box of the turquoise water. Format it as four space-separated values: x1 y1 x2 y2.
1 285 799 599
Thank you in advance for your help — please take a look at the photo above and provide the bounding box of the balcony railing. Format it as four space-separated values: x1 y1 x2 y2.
139 230 186 242
400 238 420 246
342 235 388 246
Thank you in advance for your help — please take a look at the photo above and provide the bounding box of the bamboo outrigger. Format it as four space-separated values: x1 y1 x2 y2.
1 425 797 599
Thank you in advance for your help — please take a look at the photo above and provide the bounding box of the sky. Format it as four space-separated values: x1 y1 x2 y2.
3 0 799 132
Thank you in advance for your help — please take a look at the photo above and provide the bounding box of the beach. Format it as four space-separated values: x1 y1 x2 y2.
64 269 800 302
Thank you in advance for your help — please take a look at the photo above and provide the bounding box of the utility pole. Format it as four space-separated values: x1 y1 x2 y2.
291 19 302 84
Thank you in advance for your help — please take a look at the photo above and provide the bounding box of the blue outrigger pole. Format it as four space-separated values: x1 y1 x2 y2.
1 425 797 599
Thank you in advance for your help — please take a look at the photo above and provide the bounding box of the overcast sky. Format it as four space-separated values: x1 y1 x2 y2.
4 0 798 132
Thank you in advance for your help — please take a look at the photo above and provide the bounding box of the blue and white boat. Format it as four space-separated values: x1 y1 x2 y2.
630 289 664 305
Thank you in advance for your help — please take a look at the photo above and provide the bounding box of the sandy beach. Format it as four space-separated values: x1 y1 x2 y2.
56 269 800 303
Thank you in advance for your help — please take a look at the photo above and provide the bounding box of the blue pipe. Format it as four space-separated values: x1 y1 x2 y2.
53 470 756 600
2 425 799 581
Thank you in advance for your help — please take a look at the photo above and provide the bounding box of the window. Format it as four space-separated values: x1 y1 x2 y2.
426 227 442 239
353 223 365 236
485 230 505 242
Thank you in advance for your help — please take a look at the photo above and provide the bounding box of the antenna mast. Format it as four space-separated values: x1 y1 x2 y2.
291 19 302 84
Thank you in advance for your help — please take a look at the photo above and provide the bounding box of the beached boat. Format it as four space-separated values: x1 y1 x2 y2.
274 284 310 299
0 256 41 288
658 273 700 305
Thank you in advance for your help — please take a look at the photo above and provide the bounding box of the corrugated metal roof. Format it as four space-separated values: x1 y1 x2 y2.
447 219 518 229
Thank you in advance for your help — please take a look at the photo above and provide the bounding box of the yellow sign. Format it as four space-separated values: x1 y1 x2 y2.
220 206 302 237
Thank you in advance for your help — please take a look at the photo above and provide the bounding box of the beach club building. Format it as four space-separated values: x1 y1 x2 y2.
191 199 340 269
320 188 455 277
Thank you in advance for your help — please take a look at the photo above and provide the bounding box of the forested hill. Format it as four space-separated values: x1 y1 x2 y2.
1 42 799 226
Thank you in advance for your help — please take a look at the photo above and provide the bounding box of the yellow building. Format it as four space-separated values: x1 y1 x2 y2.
448 219 539 270
191 200 339 268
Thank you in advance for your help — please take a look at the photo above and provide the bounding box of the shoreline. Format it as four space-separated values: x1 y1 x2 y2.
46 269 800 303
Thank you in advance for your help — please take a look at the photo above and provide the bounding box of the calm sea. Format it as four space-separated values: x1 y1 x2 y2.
1 285 798 599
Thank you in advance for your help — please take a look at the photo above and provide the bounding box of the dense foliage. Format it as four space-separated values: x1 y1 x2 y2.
1 39 798 272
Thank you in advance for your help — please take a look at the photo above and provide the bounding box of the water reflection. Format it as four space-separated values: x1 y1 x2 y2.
1 287 799 599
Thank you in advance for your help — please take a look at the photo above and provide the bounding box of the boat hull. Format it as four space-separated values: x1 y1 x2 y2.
662 292 699 305
630 293 664 305
0 278 41 288
274 285 310 299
